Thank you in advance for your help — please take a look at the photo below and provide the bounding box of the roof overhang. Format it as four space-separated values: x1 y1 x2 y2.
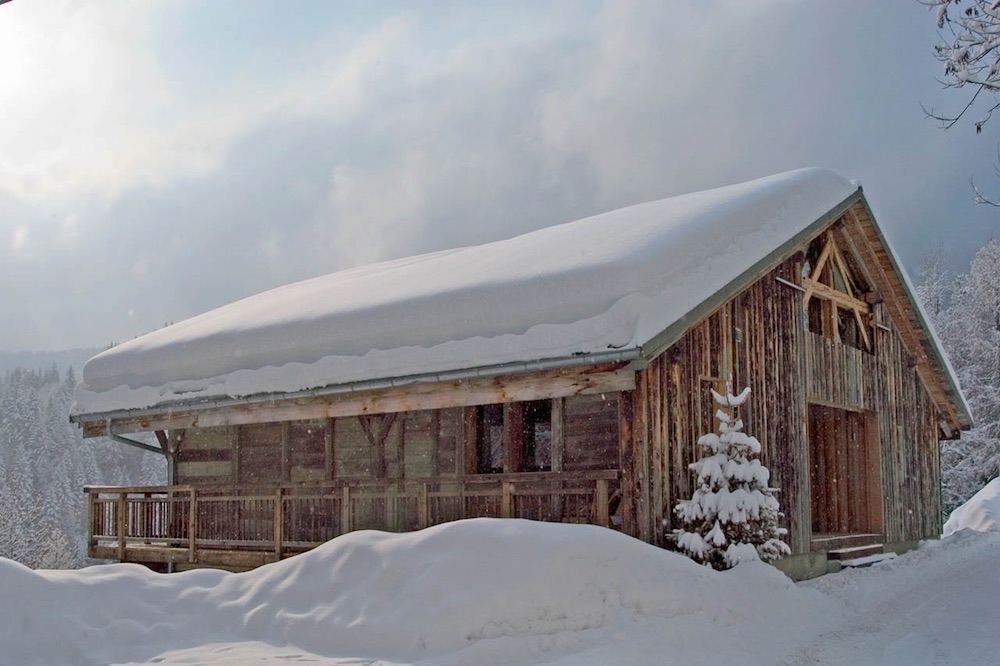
70 348 642 437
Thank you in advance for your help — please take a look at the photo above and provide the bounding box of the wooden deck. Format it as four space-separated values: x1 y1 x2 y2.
85 470 621 570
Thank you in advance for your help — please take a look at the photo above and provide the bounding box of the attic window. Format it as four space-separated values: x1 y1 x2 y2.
802 231 872 352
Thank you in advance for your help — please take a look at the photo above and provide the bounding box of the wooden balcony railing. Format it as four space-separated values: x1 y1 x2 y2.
84 470 621 568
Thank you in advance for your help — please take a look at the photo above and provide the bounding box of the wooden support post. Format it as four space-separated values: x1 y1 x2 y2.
418 483 430 529
116 492 127 562
273 487 284 560
551 398 565 472
463 407 479 475
86 490 96 557
386 484 397 531
618 391 637 537
325 418 335 480
340 486 352 534
551 398 564 520
459 475 467 520
501 481 513 518
595 478 610 527
188 487 198 564
430 410 440 477
233 426 242 484
280 422 291 482
503 403 524 473
143 492 152 544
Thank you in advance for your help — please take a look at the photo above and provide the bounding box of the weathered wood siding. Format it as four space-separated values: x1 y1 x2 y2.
875 323 943 542
175 397 620 485
563 394 619 471
628 248 943 553
174 426 235 485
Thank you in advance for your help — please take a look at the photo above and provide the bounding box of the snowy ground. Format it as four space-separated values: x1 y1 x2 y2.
2 516 1000 665
790 531 1000 665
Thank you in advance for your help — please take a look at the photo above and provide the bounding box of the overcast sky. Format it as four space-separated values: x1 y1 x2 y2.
0 0 997 352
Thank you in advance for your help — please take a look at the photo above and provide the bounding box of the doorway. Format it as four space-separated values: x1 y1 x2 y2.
808 404 883 535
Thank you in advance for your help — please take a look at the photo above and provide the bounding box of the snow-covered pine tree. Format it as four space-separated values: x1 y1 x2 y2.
673 383 790 570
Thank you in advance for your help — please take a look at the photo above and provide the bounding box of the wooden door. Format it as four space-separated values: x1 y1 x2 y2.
809 405 883 535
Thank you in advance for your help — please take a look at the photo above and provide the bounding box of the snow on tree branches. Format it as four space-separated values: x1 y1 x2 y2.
924 0 1000 132
0 366 165 568
917 241 1000 516
922 1 1000 203
672 384 789 570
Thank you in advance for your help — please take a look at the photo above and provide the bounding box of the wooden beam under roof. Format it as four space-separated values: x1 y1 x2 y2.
80 363 637 437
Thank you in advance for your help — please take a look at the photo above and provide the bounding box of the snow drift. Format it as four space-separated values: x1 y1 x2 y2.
943 476 1000 536
0 519 835 666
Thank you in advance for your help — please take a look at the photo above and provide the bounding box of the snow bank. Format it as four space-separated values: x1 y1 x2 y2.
943 476 1000 536
0 519 835 666
74 168 857 414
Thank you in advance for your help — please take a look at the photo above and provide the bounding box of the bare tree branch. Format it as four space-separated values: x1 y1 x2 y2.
970 176 1000 205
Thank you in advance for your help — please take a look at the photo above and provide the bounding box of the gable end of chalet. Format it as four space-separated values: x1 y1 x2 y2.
637 188 970 439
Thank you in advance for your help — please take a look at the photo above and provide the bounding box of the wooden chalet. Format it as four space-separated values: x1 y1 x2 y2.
70 169 970 579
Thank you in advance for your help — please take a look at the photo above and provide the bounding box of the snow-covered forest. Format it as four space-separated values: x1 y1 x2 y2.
0 365 164 568
918 238 1000 516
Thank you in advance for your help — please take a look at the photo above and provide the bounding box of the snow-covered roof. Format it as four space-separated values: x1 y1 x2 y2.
74 168 861 415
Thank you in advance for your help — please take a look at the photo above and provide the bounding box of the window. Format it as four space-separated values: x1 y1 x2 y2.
475 400 553 473
476 404 505 473
522 400 552 472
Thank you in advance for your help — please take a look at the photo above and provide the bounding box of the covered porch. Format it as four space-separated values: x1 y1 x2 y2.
86 470 621 570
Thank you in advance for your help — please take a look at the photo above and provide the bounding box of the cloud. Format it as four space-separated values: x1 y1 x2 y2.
0 1 168 203
11 226 29 254
1 0 998 351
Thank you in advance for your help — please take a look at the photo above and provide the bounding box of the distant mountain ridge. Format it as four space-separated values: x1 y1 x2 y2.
0 348 100 376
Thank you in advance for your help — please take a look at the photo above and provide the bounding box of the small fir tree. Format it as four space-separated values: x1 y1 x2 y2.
673 383 790 570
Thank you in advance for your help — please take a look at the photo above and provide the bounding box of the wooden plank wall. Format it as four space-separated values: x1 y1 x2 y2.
175 398 619 487
563 394 619 471
631 255 809 550
174 427 235 485
874 323 943 541
635 249 943 554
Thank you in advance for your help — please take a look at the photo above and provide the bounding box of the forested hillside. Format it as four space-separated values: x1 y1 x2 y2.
919 239 1000 517
0 366 164 568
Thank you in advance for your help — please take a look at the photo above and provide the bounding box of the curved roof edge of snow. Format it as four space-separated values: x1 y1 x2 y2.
69 167 971 429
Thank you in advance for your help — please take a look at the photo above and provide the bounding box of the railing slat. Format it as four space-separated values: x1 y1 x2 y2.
188 488 197 563
274 488 284 560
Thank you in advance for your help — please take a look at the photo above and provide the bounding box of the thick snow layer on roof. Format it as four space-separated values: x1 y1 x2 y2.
74 168 857 414
943 477 1000 536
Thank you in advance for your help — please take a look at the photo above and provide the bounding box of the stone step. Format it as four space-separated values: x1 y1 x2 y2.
838 552 897 569
811 533 884 553
827 543 884 561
